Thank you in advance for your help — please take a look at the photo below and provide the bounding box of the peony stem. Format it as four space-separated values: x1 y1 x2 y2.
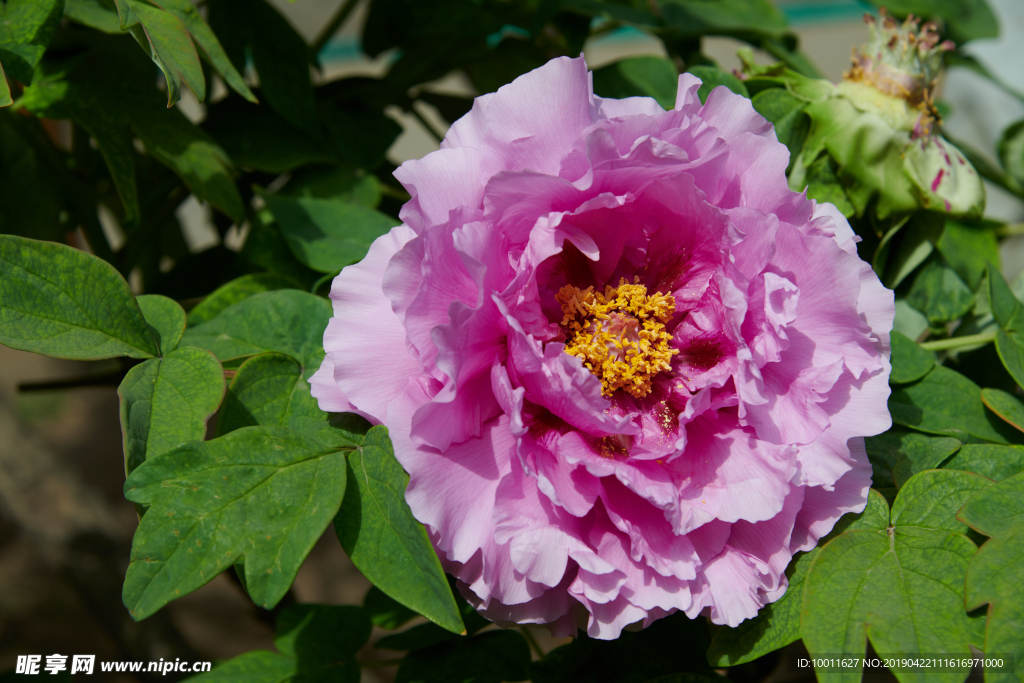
997 222 1024 238
919 331 997 351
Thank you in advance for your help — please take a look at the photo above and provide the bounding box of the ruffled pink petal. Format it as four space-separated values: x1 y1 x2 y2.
395 146 487 231
790 451 873 552
308 354 353 413
671 412 797 532
315 57 894 640
315 224 419 422
470 56 595 178
388 380 513 565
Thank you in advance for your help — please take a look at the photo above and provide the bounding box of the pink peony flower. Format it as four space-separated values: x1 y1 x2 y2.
311 56 894 638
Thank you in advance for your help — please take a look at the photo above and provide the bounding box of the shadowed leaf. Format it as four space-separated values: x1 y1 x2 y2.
981 388 1024 435
0 0 64 83
181 290 331 375
335 426 465 634
261 191 398 274
216 352 366 450
889 365 1017 444
114 0 205 106
593 56 679 110
943 443 1024 482
187 273 302 326
137 294 186 355
889 331 936 384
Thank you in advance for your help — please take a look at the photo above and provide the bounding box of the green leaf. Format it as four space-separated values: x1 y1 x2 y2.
216 352 364 450
190 604 371 683
707 490 889 667
958 470 1024 539
260 191 399 274
936 220 1000 290
272 604 370 682
893 298 929 342
889 434 962 489
395 631 531 683
962 528 1024 683
998 118 1024 187
335 426 464 635
114 0 206 106
889 365 1016 444
989 263 1023 329
0 235 157 359
319 101 403 171
21 63 142 223
0 0 64 84
282 167 382 206
889 331 935 384
802 471 983 682
982 387 1024 436
592 56 679 111
118 346 224 474
989 266 1024 390
866 430 958 488
137 294 186 355
800 154 854 217
206 97 334 173
364 586 419 630
148 0 256 103
416 92 473 126
64 0 123 33
238 216 321 288
906 259 975 325
187 273 302 326
751 88 808 166
0 109 63 238
186 650 296 683
130 104 244 224
533 609 714 682
687 65 749 106
890 469 993 533
882 213 944 289
802 527 977 682
180 290 332 375
210 0 318 135
659 0 790 41
943 444 1024 482
0 60 11 108
957 472 1024 683
123 426 348 619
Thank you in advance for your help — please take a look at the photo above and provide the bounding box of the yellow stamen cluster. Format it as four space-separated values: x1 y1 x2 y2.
556 277 677 399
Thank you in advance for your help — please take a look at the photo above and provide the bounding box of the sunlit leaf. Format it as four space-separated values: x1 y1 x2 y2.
0 235 157 359
123 426 348 618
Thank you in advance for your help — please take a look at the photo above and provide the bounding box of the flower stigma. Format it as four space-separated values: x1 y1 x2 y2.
556 277 677 398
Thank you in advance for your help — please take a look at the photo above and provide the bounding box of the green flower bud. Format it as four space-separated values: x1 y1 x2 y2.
741 10 985 220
